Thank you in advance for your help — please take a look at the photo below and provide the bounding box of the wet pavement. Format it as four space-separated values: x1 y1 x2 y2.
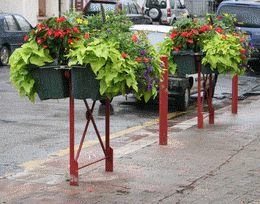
0 91 260 203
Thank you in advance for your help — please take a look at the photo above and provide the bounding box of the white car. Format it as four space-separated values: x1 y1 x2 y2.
130 24 218 111
142 0 189 25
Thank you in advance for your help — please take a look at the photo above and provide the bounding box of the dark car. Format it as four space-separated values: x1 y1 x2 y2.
0 13 33 66
216 1 260 63
83 0 152 24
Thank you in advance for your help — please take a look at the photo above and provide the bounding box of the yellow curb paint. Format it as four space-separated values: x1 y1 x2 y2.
17 112 184 172
20 158 53 170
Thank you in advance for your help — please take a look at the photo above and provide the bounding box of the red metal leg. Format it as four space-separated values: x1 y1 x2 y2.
105 98 113 171
197 56 203 129
65 70 79 186
232 75 238 114
159 56 168 145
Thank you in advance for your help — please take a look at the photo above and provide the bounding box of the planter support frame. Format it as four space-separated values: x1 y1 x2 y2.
65 70 113 186
196 56 215 128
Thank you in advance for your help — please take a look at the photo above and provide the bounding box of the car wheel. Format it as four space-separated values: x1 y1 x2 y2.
99 97 113 105
177 86 190 111
148 7 162 21
0 45 10 66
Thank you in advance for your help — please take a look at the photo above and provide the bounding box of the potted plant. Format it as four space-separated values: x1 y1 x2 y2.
9 10 164 103
9 11 89 102
158 13 256 77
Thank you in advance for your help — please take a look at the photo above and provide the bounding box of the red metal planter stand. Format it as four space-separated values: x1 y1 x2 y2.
196 56 215 129
65 70 113 186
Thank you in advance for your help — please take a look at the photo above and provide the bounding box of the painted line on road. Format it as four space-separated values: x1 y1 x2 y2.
16 110 189 173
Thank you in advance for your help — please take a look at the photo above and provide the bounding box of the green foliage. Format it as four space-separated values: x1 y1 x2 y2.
68 12 163 102
9 10 163 103
9 40 54 102
158 13 256 77
202 33 245 77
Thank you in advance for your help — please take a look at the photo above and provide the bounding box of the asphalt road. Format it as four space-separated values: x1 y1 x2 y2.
1 65 260 177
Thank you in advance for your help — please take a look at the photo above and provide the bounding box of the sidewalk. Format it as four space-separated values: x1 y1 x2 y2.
1 95 260 203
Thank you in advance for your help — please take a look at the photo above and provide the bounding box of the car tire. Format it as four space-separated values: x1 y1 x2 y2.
0 45 10 66
148 7 162 21
99 97 113 105
177 86 190 111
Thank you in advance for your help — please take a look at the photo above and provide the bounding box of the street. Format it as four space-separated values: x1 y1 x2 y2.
1 65 260 177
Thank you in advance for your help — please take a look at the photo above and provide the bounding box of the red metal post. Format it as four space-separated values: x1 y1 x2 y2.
232 75 238 114
197 56 203 129
66 70 78 186
159 56 168 145
105 98 113 171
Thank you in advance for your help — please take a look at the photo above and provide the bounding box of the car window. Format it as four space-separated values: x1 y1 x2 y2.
129 3 138 14
3 18 9 30
135 3 143 13
218 6 260 28
4 15 18 31
14 15 32 31
146 0 167 9
86 2 116 12
120 3 130 14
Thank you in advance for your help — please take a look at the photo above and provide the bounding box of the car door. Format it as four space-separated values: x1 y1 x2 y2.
13 14 32 46
3 15 20 52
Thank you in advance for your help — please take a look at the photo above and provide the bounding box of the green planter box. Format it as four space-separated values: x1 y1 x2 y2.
171 51 216 76
30 64 70 100
71 65 102 101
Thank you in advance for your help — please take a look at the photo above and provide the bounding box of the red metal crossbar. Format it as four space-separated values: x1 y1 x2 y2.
65 70 113 186
196 56 214 129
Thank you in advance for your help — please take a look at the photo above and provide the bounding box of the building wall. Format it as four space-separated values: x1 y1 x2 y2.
1 0 38 26
1 0 71 27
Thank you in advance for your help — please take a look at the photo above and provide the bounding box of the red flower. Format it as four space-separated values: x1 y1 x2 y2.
232 33 239 37
181 31 188 37
72 27 80 33
216 16 222 20
53 30 59 37
36 24 44 29
240 49 246 53
136 57 143 62
66 28 71 35
132 35 138 41
169 32 176 40
75 37 80 41
47 30 52 36
215 27 223 33
179 44 182 48
144 58 149 63
191 29 198 34
56 16 65 23
187 39 194 44
173 47 179 51
68 39 75 44
199 25 208 32
84 34 89 38
43 45 47 49
24 36 28 41
240 38 245 42
122 53 129 58
222 35 227 40
37 38 42 44
44 36 47 40
241 55 246 60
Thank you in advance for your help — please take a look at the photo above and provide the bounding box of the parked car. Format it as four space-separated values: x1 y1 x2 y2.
216 1 260 64
0 13 33 66
130 24 218 110
142 0 189 25
83 0 152 24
